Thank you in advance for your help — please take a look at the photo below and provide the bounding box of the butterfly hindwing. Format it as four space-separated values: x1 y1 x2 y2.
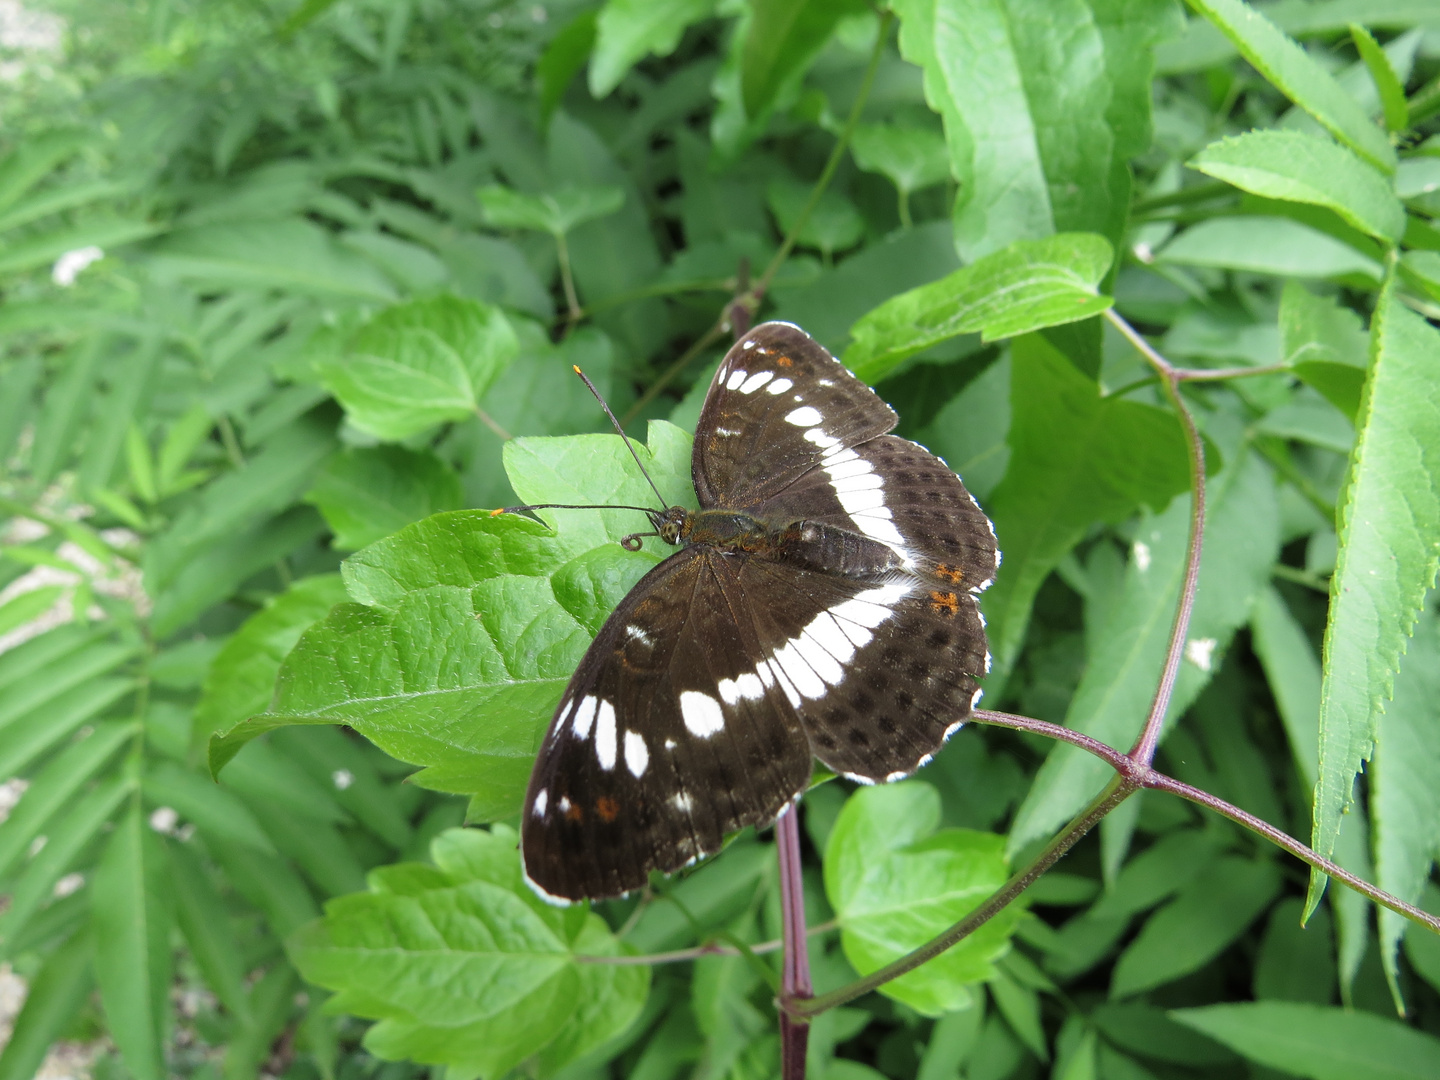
694 322 896 509
521 548 812 902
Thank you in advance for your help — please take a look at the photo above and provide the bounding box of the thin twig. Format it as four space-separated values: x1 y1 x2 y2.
967 710 1440 937
1175 361 1291 382
776 803 813 1078
555 229 583 335
1104 307 1205 766
473 406 512 441
618 317 728 428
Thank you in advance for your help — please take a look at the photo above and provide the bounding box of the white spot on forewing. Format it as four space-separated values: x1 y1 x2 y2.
571 696 599 740
625 730 649 776
786 406 823 426
804 427 841 449
673 792 693 812
740 371 774 393
1185 637 1218 672
727 368 748 389
680 690 725 737
625 624 653 646
594 700 617 769
743 339 757 350
664 738 677 750
718 671 765 705
533 789 548 816
767 378 793 394
558 795 572 812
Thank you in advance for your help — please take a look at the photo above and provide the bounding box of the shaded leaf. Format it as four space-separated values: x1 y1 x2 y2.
476 184 625 236
1158 216 1381 280
589 0 717 97
741 0 867 119
307 446 464 551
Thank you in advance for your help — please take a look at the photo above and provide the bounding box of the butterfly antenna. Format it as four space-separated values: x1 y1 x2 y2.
572 365 670 510
491 503 659 518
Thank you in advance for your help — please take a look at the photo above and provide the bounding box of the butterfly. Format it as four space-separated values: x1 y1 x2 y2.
520 321 998 902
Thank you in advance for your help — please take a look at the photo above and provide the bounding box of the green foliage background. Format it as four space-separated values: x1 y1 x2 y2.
3 0 1440 1078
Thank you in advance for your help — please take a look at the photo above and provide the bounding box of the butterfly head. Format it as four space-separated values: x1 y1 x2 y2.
624 505 691 551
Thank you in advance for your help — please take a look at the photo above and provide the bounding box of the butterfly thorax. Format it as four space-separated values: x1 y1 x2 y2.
673 507 906 578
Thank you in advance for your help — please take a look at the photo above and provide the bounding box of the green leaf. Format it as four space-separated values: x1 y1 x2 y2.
844 234 1114 383
307 446 464 550
0 720 133 879
0 584 66 639
1310 280 1440 911
225 964 298 1080
766 175 864 259
0 927 92 1080
93 802 174 1080
1110 857 1281 998
194 574 349 749
1157 216 1382 280
1008 451 1279 852
1250 586 1321 789
1190 131 1405 245
1372 607 1440 998
1087 828 1228 923
740 0 866 119
1183 0 1395 172
1350 23 1409 133
0 129 93 215
1280 280 1370 422
0 216 159 277
892 0 1174 260
315 295 519 442
291 826 647 1077
1170 1002 1440 1080
825 782 1020 1016
170 841 251 1020
148 219 396 300
849 122 951 195
1254 898 1336 1005
210 424 692 815
588 0 717 97
538 12 597 126
476 184 625 237
980 333 1193 688
0 676 135 782
143 761 276 854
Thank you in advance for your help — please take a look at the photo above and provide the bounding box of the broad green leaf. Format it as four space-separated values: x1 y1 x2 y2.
740 0 867 119
849 122 950 196
1110 857 1281 998
0 720 133 879
1183 0 1395 172
1311 281 1440 911
1157 216 1382 280
93 802 174 1080
1350 23 1408 133
893 0 1178 259
210 425 692 815
825 782 1019 1016
1280 280 1370 422
147 219 396 300
193 574 348 748
1372 607 1440 998
1171 1002 1440 1080
316 296 519 442
307 446 464 551
1009 451 1279 852
589 0 717 96
980 333 1192 688
538 11 598 125
292 826 647 1077
766 175 864 259
0 927 92 1080
1190 131 1404 245
845 234 1114 383
476 184 625 236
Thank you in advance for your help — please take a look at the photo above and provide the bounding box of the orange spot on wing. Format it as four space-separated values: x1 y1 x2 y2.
596 796 620 822
934 563 965 584
929 591 960 617
564 802 584 823
776 354 793 367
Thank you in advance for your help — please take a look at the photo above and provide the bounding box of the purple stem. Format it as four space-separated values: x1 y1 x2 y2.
776 801 812 1079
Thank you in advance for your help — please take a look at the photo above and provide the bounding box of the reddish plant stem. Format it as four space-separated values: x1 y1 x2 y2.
776 802 812 1079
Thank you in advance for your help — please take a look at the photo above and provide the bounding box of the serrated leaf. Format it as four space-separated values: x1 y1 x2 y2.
476 184 625 237
1280 281 1370 422
1310 281 1440 912
210 425 691 818
1183 0 1394 172
825 782 1020 1016
588 0 717 97
1190 131 1404 245
1170 1002 1440 1080
980 333 1193 689
1350 23 1409 133
1110 857 1281 998
1157 216 1382 280
307 446 464 550
1008 451 1279 852
316 295 519 441
291 826 647 1077
845 234 1114 383
93 802 173 1080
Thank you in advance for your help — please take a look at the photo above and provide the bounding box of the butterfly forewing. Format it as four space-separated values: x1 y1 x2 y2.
694 323 896 509
522 549 812 902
